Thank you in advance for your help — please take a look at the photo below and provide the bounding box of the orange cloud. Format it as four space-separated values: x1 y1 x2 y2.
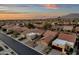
42 4 59 9
0 12 66 20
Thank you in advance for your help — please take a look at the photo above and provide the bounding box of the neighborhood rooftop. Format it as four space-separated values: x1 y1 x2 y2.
58 33 76 43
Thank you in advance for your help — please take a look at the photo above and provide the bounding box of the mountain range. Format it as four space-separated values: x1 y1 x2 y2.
61 13 79 19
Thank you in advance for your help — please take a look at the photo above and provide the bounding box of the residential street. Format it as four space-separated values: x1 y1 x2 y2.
0 32 42 55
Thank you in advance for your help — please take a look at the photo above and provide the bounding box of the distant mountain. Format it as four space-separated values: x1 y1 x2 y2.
61 13 79 19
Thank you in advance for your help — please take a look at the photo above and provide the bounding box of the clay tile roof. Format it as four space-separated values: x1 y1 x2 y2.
21 29 31 35
43 30 58 37
3 25 29 33
41 31 58 44
2 24 15 29
11 26 29 33
41 36 54 44
58 33 76 43
21 27 29 31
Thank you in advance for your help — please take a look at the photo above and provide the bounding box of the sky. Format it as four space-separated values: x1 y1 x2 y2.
0 4 79 19
0 4 79 13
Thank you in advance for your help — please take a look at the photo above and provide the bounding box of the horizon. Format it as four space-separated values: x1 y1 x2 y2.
0 4 79 20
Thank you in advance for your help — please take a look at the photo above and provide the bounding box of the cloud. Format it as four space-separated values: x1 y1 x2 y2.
0 5 30 12
41 4 60 9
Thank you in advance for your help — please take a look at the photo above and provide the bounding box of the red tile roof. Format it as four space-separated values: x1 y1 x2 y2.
43 30 58 37
41 31 58 45
2 24 15 29
58 33 76 43
41 36 54 45
2 25 29 33
11 26 29 33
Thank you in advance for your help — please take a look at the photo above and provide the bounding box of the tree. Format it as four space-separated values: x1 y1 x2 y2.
72 18 78 25
76 36 79 41
12 32 20 38
27 22 35 29
66 48 73 55
18 36 26 41
43 21 52 30
65 43 73 55
6 30 14 34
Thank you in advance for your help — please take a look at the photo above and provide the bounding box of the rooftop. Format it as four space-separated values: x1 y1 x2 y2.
63 25 73 30
58 33 76 43
2 25 29 33
41 36 55 45
43 30 58 37
21 28 45 36
40 31 58 45
75 26 79 32
30 28 45 35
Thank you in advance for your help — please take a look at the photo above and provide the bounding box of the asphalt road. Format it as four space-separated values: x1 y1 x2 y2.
0 32 42 55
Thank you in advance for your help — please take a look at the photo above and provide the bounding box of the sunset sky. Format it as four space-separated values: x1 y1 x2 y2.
0 4 79 19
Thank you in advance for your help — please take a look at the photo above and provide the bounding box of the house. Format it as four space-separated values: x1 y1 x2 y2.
63 25 73 32
7 25 29 33
33 24 43 29
21 28 45 40
22 28 45 35
2 24 14 29
2 24 30 37
38 30 58 46
2 24 15 32
26 32 41 41
75 26 79 33
30 28 45 35
52 33 76 54
75 26 79 36
43 30 58 37
63 21 70 25
51 25 63 31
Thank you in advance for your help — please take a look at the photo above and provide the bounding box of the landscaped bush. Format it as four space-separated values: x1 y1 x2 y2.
27 22 35 29
6 30 14 34
2 28 7 32
18 36 26 41
12 32 20 38
0 47 4 51
43 22 52 30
